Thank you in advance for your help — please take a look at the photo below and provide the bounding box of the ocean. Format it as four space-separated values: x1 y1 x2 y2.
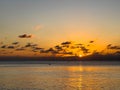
0 61 120 90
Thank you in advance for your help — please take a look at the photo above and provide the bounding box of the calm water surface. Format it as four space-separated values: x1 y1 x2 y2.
0 63 120 90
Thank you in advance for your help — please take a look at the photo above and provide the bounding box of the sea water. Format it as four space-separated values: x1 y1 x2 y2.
0 62 120 90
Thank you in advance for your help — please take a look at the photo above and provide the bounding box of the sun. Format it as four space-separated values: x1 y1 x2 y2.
78 54 82 57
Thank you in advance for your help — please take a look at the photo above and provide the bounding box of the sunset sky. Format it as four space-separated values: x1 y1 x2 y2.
0 0 120 57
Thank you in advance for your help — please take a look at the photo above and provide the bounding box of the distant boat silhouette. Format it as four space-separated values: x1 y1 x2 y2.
48 63 51 65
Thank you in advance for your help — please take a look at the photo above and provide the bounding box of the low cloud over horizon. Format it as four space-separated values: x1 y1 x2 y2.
0 35 120 57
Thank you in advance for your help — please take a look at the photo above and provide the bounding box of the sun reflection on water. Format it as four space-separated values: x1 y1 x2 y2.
0 65 120 90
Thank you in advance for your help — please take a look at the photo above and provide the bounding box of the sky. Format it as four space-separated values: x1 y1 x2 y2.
0 0 120 57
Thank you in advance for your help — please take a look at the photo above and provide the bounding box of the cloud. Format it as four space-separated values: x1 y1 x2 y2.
54 45 63 51
25 43 38 48
62 51 73 55
16 48 25 51
25 43 32 47
75 43 83 46
61 41 72 45
33 24 43 31
0 42 3 45
80 46 90 54
46 48 55 53
8 46 15 49
1 45 6 48
12 42 19 45
109 46 120 49
107 44 120 50
18 34 32 38
89 40 94 43
115 51 120 54
107 44 112 49
40 48 59 54
34 47 44 50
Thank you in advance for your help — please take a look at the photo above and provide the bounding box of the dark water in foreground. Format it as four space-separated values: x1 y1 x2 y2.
0 61 120 90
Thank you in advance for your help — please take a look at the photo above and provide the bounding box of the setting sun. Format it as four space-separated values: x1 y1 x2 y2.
79 55 83 57
0 1 120 90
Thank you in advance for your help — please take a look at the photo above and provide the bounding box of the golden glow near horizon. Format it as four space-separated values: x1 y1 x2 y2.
79 55 82 57
0 0 120 57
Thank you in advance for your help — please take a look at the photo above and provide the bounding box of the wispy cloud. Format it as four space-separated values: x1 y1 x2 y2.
0 42 3 45
33 24 43 31
16 48 25 51
12 42 19 45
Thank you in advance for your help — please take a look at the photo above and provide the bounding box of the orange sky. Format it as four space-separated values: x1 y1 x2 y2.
0 0 120 57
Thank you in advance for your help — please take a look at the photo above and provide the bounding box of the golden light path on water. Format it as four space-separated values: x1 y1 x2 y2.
0 64 120 90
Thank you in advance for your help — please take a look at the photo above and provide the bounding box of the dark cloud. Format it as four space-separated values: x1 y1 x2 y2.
89 40 94 43
2 52 7 54
33 47 44 53
107 44 120 50
2 39 119 57
115 51 120 54
92 50 100 55
8 46 15 49
25 43 38 48
62 45 69 48
18 34 32 38
62 51 73 55
54 45 62 51
80 46 90 54
87 44 90 46
107 44 112 49
34 47 44 50
61 41 71 45
40 49 46 53
40 48 58 54
110 46 120 49
25 43 32 47
70 46 78 49
32 50 38 52
75 44 83 46
1 45 6 48
46 48 55 52
32 44 38 47
70 46 76 49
